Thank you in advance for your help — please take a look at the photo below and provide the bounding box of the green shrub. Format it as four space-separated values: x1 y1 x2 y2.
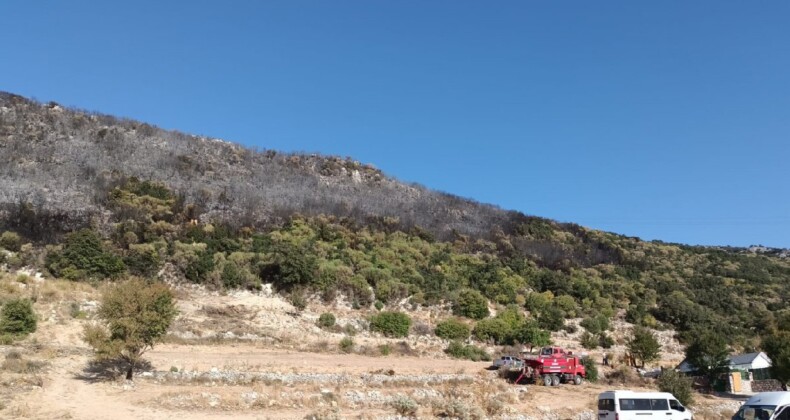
317 313 336 328
125 243 160 277
69 302 87 319
390 395 418 417
444 340 490 361
435 318 470 340
598 332 615 349
628 326 661 367
46 229 125 279
261 241 318 288
374 300 384 311
378 344 392 356
580 331 598 349
537 304 565 332
183 249 214 283
580 315 610 334
343 324 357 336
339 336 354 353
369 311 411 338
0 298 37 336
453 289 490 320
290 291 308 311
581 356 598 382
657 369 694 406
472 318 509 344
0 231 22 252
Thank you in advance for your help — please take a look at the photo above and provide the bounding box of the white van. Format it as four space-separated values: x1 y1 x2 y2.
598 390 692 420
732 392 790 420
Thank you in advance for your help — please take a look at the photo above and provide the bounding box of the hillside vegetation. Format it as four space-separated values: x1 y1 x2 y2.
1 92 789 350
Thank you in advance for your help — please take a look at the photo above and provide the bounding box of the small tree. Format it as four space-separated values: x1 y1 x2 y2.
657 369 694 406
435 318 471 340
47 229 125 279
538 305 565 331
684 329 729 383
317 312 336 329
453 289 489 320
517 320 551 352
0 298 37 336
628 327 661 368
580 331 598 349
581 356 598 382
84 278 178 380
762 331 790 389
369 311 411 338
0 231 22 252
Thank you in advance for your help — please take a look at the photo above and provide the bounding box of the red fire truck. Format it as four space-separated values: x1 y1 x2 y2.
514 346 586 386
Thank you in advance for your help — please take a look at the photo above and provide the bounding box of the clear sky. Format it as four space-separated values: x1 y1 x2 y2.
2 1 789 247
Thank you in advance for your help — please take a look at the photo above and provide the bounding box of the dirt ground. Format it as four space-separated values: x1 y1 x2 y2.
0 278 746 419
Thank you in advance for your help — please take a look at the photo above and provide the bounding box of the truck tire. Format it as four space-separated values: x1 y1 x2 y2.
543 374 552 386
551 375 560 386
574 374 583 385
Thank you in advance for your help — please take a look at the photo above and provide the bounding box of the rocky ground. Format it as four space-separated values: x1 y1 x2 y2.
0 271 748 419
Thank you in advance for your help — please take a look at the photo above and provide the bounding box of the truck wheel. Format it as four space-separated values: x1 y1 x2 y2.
543 374 552 386
574 374 583 385
551 375 560 386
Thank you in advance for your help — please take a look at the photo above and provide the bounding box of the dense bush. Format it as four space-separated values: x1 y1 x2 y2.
657 369 694 406
435 318 470 340
761 331 790 387
46 229 125 279
537 305 565 331
581 357 598 382
627 327 661 367
317 312 336 328
580 315 610 334
339 336 354 353
444 340 490 361
0 298 37 336
580 331 598 349
369 311 411 338
124 243 160 277
598 332 614 349
472 318 510 344
261 241 319 289
453 289 489 320
390 395 418 417
0 231 22 251
684 328 730 380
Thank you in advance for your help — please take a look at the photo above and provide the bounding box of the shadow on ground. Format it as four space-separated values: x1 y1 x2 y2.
74 359 153 383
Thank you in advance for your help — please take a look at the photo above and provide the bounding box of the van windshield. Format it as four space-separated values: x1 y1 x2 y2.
735 405 777 420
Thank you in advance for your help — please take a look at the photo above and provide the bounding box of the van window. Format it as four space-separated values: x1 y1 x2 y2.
651 399 669 410
620 399 652 411
619 398 670 411
737 406 777 420
776 407 789 420
669 400 683 411
598 399 615 411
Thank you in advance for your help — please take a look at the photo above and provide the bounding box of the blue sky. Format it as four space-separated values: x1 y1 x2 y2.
2 1 789 247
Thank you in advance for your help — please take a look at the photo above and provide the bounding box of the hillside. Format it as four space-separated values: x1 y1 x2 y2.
1 91 789 350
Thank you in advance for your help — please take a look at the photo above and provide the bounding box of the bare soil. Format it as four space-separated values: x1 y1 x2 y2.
0 277 745 419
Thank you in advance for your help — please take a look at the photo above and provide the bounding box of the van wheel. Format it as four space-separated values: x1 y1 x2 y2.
543 375 552 386
574 374 583 385
551 375 560 386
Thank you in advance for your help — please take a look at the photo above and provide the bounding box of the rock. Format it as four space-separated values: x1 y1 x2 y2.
241 391 259 404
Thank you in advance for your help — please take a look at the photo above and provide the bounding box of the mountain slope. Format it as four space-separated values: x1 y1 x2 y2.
0 92 515 240
1 92 788 349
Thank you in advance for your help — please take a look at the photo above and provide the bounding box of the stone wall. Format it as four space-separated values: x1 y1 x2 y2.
750 379 783 392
